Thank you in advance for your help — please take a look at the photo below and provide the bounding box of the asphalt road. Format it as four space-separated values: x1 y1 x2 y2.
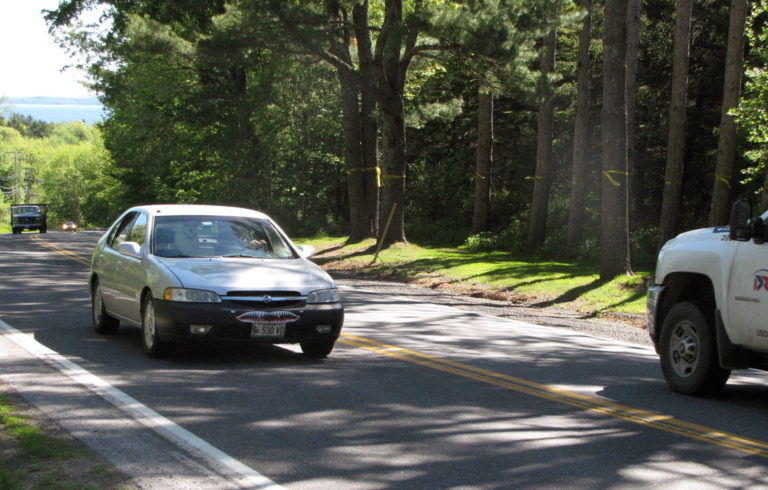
2 231 768 489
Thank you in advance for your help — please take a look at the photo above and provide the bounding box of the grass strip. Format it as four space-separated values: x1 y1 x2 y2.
296 236 651 317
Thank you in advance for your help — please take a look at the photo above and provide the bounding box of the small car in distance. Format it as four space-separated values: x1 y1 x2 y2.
90 204 344 358
62 221 77 232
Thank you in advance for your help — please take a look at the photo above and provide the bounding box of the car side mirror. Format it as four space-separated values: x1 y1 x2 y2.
296 244 316 258
117 241 143 258
729 200 752 241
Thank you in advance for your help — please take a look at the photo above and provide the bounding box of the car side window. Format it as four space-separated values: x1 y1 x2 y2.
109 212 139 249
127 213 148 245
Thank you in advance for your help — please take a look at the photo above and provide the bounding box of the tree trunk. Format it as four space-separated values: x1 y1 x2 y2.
567 0 592 246
473 90 493 233
708 0 749 226
353 0 380 239
326 0 369 243
659 0 693 246
624 0 641 274
600 0 628 280
375 0 409 245
379 94 407 244
528 27 557 248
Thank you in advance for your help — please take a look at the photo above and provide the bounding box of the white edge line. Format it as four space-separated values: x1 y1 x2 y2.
0 318 283 490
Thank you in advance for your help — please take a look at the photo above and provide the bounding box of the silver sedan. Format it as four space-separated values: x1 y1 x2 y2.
90 204 344 358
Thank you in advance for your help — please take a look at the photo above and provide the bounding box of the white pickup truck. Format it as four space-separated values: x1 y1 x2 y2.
648 200 768 395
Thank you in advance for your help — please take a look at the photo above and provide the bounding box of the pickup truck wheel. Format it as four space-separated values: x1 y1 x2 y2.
659 302 730 396
92 282 119 334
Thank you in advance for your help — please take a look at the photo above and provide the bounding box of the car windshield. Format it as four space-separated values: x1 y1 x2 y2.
152 215 296 259
12 206 39 215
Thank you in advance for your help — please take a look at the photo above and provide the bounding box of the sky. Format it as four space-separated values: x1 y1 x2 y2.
0 0 101 98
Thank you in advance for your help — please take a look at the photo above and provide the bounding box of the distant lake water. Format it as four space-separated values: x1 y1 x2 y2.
8 103 106 125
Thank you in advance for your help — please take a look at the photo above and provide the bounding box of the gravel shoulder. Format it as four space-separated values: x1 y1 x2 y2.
334 274 653 347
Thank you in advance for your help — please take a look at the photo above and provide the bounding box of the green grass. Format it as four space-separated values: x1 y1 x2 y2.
297 236 650 317
0 393 131 489
0 223 10 233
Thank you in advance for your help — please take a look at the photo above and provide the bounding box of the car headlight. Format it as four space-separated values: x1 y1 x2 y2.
163 288 221 303
307 288 340 304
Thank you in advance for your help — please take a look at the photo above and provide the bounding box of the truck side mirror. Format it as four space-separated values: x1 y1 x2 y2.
729 200 752 241
751 217 766 244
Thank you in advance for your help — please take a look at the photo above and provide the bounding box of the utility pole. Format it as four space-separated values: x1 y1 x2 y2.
23 166 33 203
3 151 27 204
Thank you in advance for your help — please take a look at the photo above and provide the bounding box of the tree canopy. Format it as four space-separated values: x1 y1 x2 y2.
14 0 763 277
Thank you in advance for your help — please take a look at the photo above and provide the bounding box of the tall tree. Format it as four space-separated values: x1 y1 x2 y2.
600 0 629 280
736 1 768 210
326 0 373 242
528 27 557 248
567 0 592 246
375 0 415 244
708 0 749 226
624 0 641 274
473 89 493 233
353 0 380 240
659 0 693 246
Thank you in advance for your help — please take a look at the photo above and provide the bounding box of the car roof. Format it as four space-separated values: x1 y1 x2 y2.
131 204 270 220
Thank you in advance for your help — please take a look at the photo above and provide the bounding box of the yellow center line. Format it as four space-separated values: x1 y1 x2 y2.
339 333 768 458
24 238 768 458
30 235 91 266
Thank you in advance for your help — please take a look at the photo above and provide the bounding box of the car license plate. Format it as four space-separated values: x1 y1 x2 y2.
250 323 286 338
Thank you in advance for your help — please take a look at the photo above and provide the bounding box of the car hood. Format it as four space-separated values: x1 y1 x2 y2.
156 257 335 294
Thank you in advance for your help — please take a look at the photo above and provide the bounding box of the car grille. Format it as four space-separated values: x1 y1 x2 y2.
221 291 305 308
15 217 40 225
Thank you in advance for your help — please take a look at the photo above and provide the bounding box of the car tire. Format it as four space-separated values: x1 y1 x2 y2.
92 281 119 334
659 301 730 396
300 340 335 358
142 295 173 358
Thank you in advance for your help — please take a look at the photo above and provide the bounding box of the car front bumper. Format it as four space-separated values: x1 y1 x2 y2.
152 299 344 344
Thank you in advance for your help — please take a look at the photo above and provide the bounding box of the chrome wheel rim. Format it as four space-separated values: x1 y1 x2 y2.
669 320 700 378
143 301 156 349
93 287 103 324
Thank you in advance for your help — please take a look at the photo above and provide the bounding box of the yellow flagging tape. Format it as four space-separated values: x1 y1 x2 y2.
604 170 628 187
715 173 731 189
381 174 405 186
347 167 382 187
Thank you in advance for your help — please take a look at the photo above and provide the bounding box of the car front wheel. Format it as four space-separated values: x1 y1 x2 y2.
659 302 730 396
300 340 335 358
142 295 173 358
92 282 119 334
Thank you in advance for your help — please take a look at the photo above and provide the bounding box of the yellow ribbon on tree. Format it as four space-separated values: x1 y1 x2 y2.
347 166 383 187
381 174 406 186
603 170 628 187
715 173 731 189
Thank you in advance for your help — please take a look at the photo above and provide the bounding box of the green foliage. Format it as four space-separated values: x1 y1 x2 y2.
39 0 757 263
0 118 124 227
735 1 768 197
0 114 54 139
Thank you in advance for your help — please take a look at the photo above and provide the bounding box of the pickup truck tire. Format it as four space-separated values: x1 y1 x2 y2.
659 302 730 396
